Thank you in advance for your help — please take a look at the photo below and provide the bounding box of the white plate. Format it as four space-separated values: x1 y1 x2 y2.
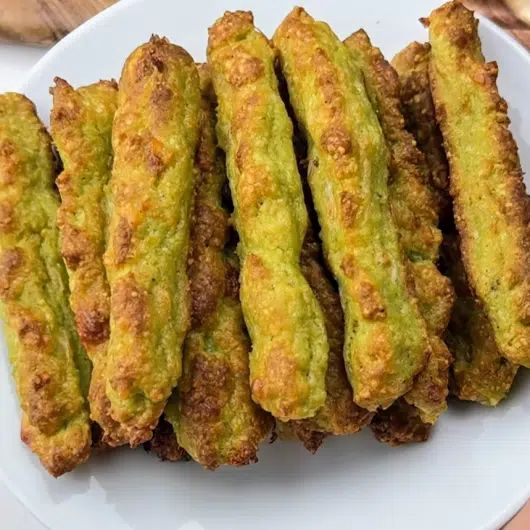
1 1 529 529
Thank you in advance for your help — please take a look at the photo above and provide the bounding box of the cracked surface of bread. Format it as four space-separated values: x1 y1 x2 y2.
0 93 91 475
104 36 201 445
51 78 129 447
274 8 430 411
428 1 530 367
443 234 518 406
345 30 453 430
164 66 272 469
208 11 329 420
392 41 450 221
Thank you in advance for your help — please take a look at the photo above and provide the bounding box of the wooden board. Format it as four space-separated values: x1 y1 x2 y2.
0 0 116 45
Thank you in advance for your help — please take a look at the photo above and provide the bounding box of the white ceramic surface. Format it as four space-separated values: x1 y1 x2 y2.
1 1 529 529
0 44 46 93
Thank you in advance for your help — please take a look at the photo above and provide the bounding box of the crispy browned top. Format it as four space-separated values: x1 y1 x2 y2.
146 417 188 462
188 64 230 329
50 77 130 447
345 30 452 431
0 92 91 475
392 41 450 221
346 29 441 263
165 65 272 469
103 35 201 444
208 10 329 420
274 7 431 412
442 234 518 405
289 228 373 449
428 1 530 368
370 400 430 446
208 10 255 51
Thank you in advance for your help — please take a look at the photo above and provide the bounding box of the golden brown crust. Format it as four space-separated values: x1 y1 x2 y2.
177 341 271 468
370 400 431 446
288 423 327 454
208 10 255 51
274 8 430 412
181 354 230 423
345 30 453 430
103 37 201 444
392 20 518 406
111 275 148 337
208 11 329 420
187 65 230 327
428 1 530 367
0 93 91 475
188 198 227 328
0 248 23 297
391 42 451 221
410 261 454 336
401 336 452 422
188 70 229 328
345 30 441 263
50 78 129 446
21 414 91 477
289 229 373 449
442 234 518 405
164 65 272 469
146 418 188 462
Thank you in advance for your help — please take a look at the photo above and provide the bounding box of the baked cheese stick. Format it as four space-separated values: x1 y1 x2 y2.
207 11 329 420
345 30 453 432
51 78 129 447
104 36 201 445
392 37 518 407
146 417 188 462
165 66 272 468
391 42 450 221
0 94 91 475
274 8 430 411
428 1 530 367
443 234 518 405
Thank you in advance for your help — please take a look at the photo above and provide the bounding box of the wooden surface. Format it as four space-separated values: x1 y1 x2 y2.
0 0 116 45
464 0 530 49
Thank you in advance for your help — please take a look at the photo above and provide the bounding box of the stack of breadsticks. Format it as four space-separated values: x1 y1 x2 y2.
0 0 527 476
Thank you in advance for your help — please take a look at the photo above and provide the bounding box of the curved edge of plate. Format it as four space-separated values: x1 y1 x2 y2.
18 0 141 93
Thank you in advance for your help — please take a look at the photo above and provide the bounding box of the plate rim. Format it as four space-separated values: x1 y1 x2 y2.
19 0 160 94
5 1 530 529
